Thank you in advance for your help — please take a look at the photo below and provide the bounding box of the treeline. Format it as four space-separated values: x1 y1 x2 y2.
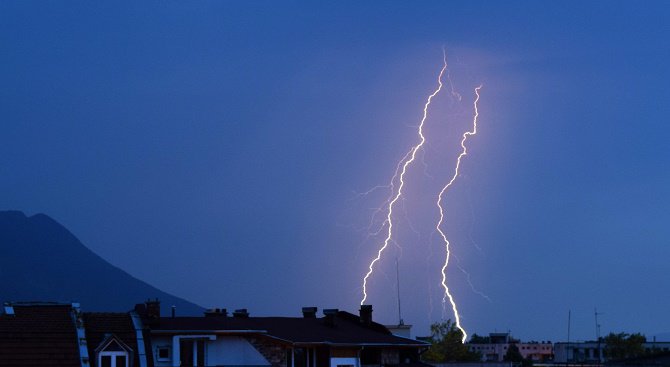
422 320 665 365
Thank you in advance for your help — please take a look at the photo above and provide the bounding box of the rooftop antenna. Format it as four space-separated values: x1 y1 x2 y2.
594 308 603 340
567 310 571 367
396 257 403 325
595 308 604 365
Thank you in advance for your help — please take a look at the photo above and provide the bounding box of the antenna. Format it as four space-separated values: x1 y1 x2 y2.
567 309 571 341
567 310 571 366
595 308 604 365
594 308 604 340
396 257 403 325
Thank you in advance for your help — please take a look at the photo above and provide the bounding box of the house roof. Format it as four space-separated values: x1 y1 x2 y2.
0 303 80 367
153 311 428 347
83 312 153 367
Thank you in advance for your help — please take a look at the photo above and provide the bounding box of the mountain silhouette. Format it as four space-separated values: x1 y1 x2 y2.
0 210 203 315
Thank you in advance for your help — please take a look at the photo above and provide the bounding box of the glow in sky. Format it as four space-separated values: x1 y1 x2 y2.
360 52 484 342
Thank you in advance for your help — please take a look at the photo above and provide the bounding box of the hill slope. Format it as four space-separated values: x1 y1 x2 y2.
0 210 203 315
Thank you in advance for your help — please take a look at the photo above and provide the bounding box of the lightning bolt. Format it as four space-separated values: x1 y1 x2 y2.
360 53 448 305
436 85 482 342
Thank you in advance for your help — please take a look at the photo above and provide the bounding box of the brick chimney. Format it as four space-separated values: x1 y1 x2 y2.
204 308 228 318
146 299 161 318
133 303 147 317
302 307 317 318
233 309 249 318
144 298 161 325
360 305 373 325
323 308 338 327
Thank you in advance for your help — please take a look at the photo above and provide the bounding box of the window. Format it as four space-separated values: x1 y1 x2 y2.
95 337 132 367
360 348 381 365
157 346 170 361
100 352 127 367
292 347 317 367
180 339 206 367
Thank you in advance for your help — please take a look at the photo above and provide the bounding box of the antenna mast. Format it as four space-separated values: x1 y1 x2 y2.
595 308 604 365
396 257 403 325
567 310 571 367
595 308 603 339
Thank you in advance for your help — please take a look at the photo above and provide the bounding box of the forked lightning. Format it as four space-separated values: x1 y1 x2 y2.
436 85 482 342
359 52 483 344
360 53 449 305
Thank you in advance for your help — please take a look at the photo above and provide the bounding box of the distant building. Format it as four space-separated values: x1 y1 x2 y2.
467 332 554 362
553 341 604 364
553 340 670 364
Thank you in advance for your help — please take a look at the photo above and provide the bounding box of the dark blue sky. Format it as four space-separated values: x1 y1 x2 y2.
2 1 669 341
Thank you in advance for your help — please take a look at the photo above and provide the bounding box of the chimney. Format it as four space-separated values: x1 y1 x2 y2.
302 307 317 318
134 303 147 317
171 305 176 318
145 298 161 322
204 308 228 318
323 308 338 327
360 305 373 325
233 309 249 318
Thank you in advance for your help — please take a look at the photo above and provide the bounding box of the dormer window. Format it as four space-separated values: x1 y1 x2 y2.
95 335 133 367
100 350 127 367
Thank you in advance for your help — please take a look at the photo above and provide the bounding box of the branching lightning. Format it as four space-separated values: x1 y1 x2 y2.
436 85 482 342
454 259 491 303
357 51 485 344
360 53 449 305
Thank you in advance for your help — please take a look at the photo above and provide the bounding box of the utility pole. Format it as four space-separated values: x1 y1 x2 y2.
396 258 403 325
567 310 571 367
595 308 604 365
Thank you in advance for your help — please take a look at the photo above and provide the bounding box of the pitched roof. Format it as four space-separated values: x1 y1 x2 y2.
0 303 80 367
154 311 427 347
83 312 153 367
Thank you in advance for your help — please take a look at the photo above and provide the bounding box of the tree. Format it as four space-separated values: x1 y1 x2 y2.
504 344 524 362
422 320 481 362
469 333 491 344
504 344 533 367
604 332 647 360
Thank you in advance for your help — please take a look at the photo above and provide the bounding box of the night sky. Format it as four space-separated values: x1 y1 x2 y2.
2 1 669 341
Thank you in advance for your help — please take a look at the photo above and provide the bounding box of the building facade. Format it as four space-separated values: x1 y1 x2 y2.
144 304 428 367
467 333 554 362
0 301 428 367
553 341 670 364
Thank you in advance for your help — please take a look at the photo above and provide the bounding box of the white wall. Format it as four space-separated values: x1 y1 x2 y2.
150 335 270 367
152 336 173 367
207 336 270 366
